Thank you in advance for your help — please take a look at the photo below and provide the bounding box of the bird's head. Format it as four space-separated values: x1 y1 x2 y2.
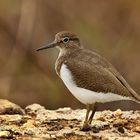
36 31 82 52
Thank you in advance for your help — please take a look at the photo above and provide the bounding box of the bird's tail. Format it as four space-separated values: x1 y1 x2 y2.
128 88 140 103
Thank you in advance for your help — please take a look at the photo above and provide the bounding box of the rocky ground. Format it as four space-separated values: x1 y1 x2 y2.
0 99 140 140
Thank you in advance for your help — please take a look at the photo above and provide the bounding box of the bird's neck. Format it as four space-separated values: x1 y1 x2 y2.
55 48 81 76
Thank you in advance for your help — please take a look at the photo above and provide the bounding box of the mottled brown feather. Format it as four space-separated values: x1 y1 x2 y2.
56 48 140 101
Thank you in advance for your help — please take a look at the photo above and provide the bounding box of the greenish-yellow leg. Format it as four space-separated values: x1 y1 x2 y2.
81 104 91 131
88 103 97 124
81 103 97 131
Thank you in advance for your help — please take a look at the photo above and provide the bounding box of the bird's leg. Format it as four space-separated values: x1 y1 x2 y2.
88 103 97 125
84 104 90 123
81 104 91 131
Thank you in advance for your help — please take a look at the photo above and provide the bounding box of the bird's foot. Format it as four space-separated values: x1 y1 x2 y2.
81 122 91 131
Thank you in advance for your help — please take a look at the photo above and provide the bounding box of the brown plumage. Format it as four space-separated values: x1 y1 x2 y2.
56 48 140 101
37 31 140 131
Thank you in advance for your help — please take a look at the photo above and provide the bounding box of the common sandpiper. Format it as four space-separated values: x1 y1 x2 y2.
36 31 140 131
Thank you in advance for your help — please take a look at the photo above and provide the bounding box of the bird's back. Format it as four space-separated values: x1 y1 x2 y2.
59 48 140 102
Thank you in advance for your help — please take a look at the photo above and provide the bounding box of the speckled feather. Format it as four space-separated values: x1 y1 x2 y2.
44 31 140 102
56 48 140 101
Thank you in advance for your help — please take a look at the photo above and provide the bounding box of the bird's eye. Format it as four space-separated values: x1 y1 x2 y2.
63 37 69 43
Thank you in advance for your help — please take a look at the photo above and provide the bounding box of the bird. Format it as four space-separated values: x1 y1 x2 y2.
36 31 140 131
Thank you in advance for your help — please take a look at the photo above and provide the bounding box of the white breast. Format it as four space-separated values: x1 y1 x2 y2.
60 64 130 105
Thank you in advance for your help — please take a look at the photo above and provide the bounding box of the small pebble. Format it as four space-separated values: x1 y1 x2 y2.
113 119 128 127
133 126 140 133
0 131 11 138
117 126 125 133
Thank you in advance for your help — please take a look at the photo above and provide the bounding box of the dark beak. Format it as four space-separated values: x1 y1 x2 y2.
36 42 57 51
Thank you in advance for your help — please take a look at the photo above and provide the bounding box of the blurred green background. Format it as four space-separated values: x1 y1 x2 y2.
0 0 140 110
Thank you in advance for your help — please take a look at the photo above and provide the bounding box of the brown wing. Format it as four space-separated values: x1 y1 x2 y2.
65 49 140 101
108 67 140 101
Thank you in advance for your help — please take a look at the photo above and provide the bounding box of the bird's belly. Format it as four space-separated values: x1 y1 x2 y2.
60 64 130 104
